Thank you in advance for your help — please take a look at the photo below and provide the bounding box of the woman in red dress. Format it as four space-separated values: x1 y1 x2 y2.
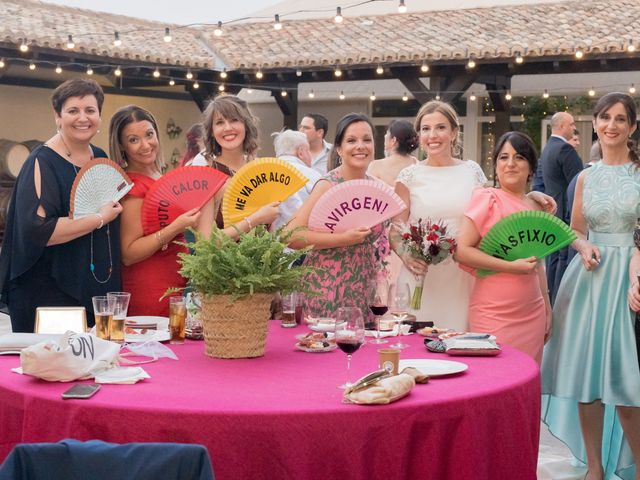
109 105 215 316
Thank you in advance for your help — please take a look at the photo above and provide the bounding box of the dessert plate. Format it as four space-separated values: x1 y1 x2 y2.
398 359 468 377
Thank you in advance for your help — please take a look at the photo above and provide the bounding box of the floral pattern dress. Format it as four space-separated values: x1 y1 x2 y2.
302 168 385 318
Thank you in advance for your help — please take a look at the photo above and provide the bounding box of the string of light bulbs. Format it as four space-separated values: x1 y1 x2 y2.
2 54 637 103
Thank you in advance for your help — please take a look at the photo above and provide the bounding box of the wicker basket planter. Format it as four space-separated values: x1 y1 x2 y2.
201 293 272 359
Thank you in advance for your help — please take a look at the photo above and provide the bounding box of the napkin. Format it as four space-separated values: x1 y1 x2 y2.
400 366 429 384
0 333 62 354
94 366 150 384
364 324 412 338
443 336 501 356
344 373 415 404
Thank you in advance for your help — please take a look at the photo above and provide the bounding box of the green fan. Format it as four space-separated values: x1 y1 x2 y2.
477 210 576 277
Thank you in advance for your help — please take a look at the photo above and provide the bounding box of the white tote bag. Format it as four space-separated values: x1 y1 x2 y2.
20 331 120 382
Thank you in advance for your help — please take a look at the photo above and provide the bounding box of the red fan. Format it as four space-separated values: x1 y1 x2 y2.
141 166 228 235
308 179 407 233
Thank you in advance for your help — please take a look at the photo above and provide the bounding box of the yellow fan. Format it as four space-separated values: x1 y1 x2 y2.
221 157 308 226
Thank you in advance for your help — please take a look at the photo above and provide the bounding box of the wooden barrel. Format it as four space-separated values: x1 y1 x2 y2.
0 187 12 231
0 140 30 182
22 139 44 151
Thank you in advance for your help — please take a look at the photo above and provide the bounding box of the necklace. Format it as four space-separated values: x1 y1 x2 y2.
66 140 113 284
58 132 94 166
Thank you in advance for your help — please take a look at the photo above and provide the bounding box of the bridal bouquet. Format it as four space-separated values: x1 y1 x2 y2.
396 219 457 309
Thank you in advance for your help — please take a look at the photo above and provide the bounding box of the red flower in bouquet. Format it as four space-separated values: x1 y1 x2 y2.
396 219 457 309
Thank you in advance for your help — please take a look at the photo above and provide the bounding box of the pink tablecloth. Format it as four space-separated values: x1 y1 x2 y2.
0 323 540 480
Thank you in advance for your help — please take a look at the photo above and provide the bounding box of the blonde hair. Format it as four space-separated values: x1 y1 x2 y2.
414 100 462 157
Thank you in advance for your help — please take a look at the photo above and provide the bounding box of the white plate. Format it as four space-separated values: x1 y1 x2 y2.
126 316 169 330
399 359 468 377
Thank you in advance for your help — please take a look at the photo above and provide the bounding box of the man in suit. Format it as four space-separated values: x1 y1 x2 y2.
538 112 584 304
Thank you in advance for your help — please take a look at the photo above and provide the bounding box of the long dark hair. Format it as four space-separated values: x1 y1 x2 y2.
593 92 639 168
328 113 375 171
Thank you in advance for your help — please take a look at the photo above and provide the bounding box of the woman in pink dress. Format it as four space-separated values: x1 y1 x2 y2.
455 131 551 363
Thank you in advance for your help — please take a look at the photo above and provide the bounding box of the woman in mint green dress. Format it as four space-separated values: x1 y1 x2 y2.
541 92 640 480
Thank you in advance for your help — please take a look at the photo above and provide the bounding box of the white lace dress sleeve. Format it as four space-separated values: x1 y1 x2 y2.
465 160 488 187
396 164 418 187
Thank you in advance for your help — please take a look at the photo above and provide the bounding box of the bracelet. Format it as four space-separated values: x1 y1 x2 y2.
154 229 168 251
94 213 104 229
243 216 253 230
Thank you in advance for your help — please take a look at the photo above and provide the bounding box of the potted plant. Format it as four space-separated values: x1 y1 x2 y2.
170 225 310 359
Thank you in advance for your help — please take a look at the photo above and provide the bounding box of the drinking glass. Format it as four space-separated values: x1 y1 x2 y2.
169 296 187 344
389 283 410 349
334 307 365 390
92 295 116 341
281 293 298 328
368 278 389 344
106 292 130 344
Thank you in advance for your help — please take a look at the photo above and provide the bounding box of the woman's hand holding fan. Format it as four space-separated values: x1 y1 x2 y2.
97 200 124 226
507 256 538 275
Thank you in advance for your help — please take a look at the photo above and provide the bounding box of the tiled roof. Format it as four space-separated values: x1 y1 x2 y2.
1 0 637 72
205 0 637 69
0 0 213 67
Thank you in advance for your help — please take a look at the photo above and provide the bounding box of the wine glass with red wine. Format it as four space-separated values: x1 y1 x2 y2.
368 278 389 344
334 307 365 389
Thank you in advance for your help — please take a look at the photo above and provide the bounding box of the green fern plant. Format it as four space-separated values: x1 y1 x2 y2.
167 225 312 299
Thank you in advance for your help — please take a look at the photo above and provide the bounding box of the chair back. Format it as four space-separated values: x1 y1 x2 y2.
0 439 215 480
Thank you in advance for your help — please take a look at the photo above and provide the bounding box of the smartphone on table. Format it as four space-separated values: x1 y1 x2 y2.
61 383 101 399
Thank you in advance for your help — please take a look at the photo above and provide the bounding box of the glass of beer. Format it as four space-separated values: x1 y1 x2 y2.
92 296 116 341
107 292 130 344
169 296 187 344
281 293 297 328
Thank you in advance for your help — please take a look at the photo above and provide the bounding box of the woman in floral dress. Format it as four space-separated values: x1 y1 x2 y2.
287 113 384 318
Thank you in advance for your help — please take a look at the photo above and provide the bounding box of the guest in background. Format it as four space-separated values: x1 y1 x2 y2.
198 94 279 234
0 78 122 332
368 119 419 284
287 113 382 317
271 129 321 231
455 132 550 363
568 130 581 150
368 119 419 186
542 92 640 480
535 112 584 304
299 113 332 175
110 105 214 316
180 123 205 166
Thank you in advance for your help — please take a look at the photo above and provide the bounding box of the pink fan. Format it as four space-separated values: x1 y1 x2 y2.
308 179 407 233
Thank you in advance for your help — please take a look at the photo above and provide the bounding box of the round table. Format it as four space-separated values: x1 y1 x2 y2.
0 323 540 479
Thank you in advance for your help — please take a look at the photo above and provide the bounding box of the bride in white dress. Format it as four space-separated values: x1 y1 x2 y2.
391 101 555 331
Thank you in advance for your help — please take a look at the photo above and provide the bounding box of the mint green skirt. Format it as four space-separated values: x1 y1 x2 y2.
541 231 640 480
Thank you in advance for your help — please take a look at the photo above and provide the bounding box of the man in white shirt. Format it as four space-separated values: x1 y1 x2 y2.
271 130 321 231
299 113 332 175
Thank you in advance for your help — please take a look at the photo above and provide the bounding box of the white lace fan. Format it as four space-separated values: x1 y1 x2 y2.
308 179 407 233
69 158 134 219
